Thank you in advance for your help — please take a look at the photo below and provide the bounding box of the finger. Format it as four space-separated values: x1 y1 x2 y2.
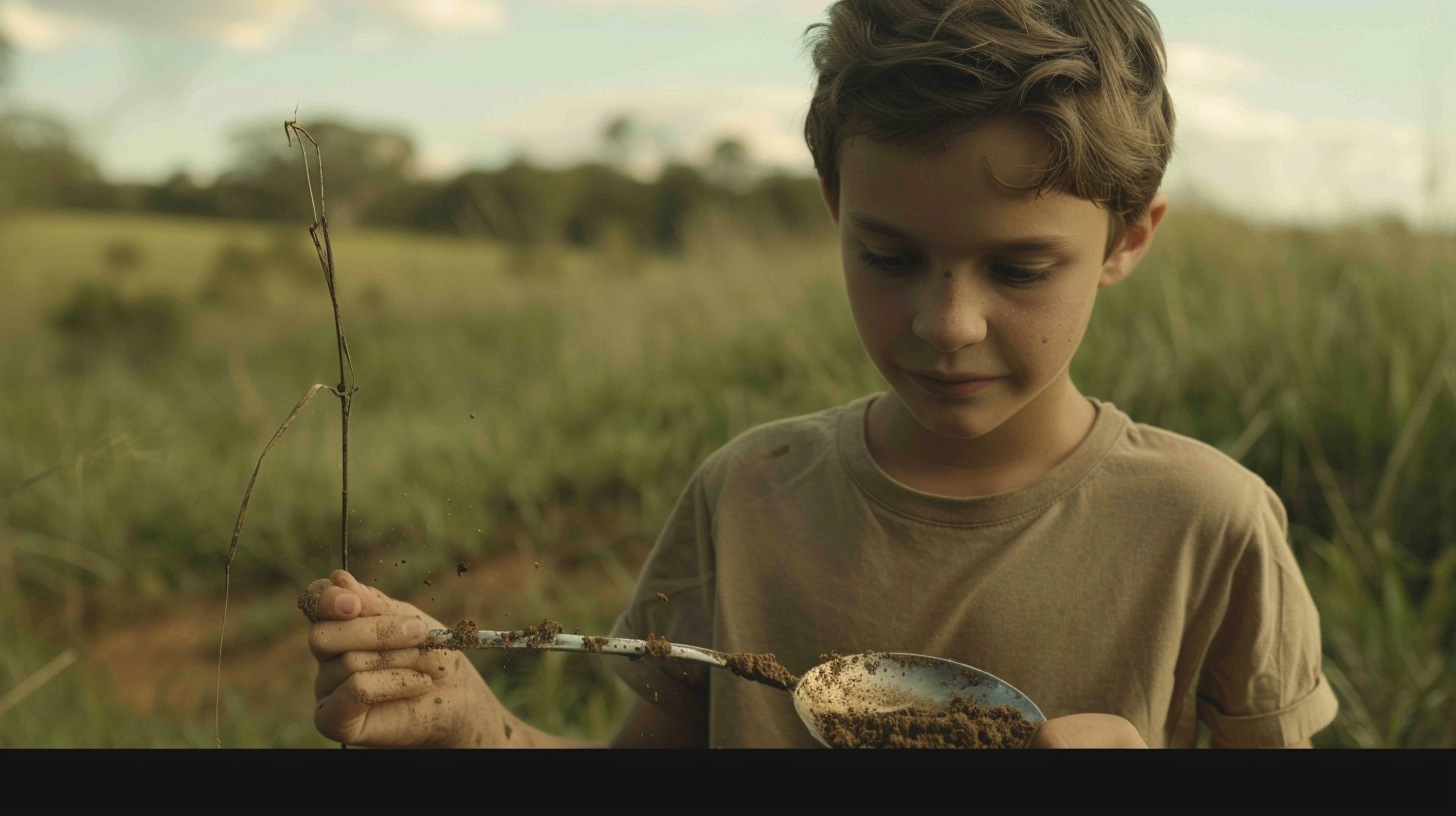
296 579 336 623
329 569 410 617
315 647 457 698
1025 713 1147 748
309 615 428 660
314 669 435 745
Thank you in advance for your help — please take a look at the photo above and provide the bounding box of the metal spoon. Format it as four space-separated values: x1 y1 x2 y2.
426 627 1045 746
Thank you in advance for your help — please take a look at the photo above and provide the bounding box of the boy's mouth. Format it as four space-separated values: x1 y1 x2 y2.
904 369 1004 397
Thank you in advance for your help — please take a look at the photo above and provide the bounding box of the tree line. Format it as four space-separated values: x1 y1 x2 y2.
0 108 831 254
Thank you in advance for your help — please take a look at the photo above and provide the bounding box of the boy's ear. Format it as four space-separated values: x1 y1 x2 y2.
819 176 841 226
1100 193 1168 289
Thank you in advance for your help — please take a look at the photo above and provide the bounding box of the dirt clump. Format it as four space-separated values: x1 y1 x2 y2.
422 619 478 652
527 619 563 648
816 697 1036 749
724 653 799 692
296 589 321 623
644 633 673 658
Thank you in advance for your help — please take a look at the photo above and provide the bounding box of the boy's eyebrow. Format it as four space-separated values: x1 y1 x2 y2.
847 212 1076 253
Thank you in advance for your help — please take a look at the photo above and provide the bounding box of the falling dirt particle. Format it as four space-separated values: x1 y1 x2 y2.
654 592 669 603
470 412 476 419
763 445 790 460
423 579 432 587
403 492 409 497
534 561 539 569
457 561 469 577
1041 336 1049 344
402 559 407 564
503 722 513 739
296 589 321 623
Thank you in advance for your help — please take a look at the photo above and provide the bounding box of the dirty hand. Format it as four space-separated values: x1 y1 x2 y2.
1025 713 1149 748
301 569 505 747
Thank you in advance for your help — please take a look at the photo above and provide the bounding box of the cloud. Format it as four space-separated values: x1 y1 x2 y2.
0 1 95 51
1164 42 1440 224
359 0 508 34
547 0 830 16
5 0 507 53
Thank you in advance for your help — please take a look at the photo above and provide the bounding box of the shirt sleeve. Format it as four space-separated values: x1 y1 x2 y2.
1196 485 1339 746
606 458 719 723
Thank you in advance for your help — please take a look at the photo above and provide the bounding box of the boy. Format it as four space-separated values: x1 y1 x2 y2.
300 0 1337 748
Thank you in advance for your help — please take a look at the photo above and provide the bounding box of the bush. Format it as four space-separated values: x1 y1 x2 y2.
48 282 188 373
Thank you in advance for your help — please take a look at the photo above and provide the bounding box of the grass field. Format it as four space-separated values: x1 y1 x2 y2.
0 205 1452 747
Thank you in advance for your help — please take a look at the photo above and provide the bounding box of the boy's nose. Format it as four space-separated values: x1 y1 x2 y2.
911 274 988 353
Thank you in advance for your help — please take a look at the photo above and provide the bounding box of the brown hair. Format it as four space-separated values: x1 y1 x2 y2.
804 0 1174 243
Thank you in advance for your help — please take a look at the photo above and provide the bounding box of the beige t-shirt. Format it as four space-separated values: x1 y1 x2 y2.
609 394 1338 747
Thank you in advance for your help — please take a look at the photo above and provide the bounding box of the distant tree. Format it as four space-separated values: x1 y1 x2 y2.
222 118 417 226
653 163 712 252
0 27 12 90
601 113 637 170
145 170 221 218
707 136 754 192
0 110 102 209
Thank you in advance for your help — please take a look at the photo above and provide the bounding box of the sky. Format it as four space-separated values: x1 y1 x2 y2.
2 0 1454 227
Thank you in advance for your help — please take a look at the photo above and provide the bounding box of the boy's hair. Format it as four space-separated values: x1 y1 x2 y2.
804 0 1175 245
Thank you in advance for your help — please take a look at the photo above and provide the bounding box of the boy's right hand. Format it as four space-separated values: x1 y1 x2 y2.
302 569 500 747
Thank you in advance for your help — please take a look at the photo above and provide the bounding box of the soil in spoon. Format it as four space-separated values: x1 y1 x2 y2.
815 697 1036 749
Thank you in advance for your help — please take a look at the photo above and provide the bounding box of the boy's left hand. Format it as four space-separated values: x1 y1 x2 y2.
1026 713 1148 748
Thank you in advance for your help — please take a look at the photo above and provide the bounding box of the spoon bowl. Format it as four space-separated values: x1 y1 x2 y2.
791 651 1045 747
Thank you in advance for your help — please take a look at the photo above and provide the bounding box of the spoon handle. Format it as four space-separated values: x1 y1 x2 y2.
424 628 730 670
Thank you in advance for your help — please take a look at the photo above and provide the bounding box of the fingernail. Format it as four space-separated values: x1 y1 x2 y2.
337 594 359 616
403 620 425 639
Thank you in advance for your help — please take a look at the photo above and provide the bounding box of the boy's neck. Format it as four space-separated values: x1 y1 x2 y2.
864 375 1097 499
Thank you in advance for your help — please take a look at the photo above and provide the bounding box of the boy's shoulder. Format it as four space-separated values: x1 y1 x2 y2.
1095 401 1286 532
698 396 864 481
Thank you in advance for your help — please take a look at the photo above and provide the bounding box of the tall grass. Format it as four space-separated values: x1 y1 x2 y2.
0 205 1451 746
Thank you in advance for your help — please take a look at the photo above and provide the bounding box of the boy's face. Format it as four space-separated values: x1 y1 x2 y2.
823 116 1165 449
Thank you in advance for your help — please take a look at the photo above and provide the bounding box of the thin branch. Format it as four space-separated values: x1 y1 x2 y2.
216 382 331 748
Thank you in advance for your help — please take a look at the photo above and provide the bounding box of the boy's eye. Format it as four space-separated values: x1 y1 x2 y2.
859 249 920 274
991 263 1054 286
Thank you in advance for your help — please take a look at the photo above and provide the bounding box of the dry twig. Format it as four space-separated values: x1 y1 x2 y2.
215 117 358 747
